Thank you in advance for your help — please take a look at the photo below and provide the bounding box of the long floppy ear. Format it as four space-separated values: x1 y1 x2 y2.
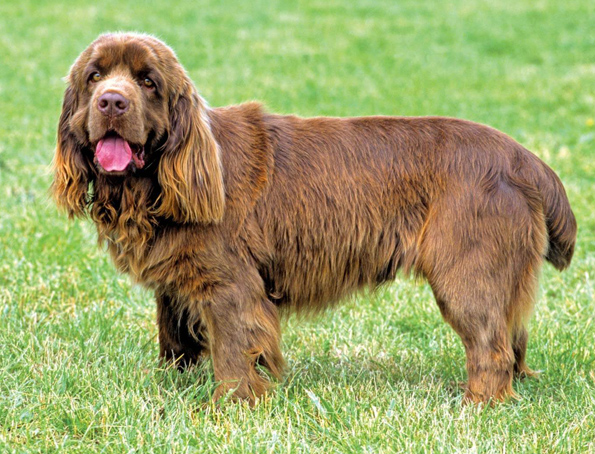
51 85 91 218
155 80 225 224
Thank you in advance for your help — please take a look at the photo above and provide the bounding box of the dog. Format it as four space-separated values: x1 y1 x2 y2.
52 32 576 405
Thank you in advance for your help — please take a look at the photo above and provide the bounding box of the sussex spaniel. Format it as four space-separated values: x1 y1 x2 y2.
52 32 576 405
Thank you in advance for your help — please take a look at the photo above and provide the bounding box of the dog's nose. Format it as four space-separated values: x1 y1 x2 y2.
97 92 130 117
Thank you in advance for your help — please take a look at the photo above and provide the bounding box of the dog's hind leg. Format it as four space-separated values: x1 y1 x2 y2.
509 245 543 381
512 324 539 379
418 182 546 403
507 181 546 381
432 290 516 404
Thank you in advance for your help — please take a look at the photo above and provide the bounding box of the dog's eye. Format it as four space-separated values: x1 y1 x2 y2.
90 72 101 83
143 78 155 89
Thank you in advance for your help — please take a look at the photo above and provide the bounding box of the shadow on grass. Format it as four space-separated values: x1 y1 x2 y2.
154 349 467 410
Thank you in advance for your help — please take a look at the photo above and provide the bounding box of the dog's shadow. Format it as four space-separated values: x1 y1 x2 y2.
286 349 464 399
155 346 466 409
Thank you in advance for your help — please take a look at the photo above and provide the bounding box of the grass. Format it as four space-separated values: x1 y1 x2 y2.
1 0 594 452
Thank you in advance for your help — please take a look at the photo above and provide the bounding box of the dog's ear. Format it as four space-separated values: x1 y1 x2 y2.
51 85 92 218
155 79 225 224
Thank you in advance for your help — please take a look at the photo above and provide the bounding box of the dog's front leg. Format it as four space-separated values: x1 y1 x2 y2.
156 291 208 370
200 274 284 405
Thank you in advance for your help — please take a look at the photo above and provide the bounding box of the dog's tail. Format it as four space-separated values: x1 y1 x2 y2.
519 151 577 270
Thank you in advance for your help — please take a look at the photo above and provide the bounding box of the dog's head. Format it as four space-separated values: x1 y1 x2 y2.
52 32 224 223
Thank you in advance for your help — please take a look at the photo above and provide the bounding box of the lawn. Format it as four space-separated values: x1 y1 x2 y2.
0 0 594 452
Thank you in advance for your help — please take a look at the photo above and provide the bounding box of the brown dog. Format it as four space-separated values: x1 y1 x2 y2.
52 33 576 405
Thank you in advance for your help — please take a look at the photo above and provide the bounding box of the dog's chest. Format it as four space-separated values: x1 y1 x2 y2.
103 221 154 283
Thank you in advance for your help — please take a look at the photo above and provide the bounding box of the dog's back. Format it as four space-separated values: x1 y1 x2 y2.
211 107 575 320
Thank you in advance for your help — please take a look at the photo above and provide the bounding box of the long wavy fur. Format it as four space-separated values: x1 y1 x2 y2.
51 85 92 218
155 79 225 224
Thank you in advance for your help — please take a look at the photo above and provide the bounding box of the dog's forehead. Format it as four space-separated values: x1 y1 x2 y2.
90 37 165 73
69 33 185 89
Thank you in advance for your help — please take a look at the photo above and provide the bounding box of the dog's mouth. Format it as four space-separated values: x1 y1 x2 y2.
95 131 145 173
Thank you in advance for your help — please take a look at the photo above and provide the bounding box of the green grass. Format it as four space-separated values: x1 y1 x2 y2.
1 0 594 452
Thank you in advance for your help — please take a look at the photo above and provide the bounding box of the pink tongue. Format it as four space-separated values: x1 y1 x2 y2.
96 136 132 172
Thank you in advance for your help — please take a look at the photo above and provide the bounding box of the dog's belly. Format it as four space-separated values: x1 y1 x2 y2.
260 197 427 312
